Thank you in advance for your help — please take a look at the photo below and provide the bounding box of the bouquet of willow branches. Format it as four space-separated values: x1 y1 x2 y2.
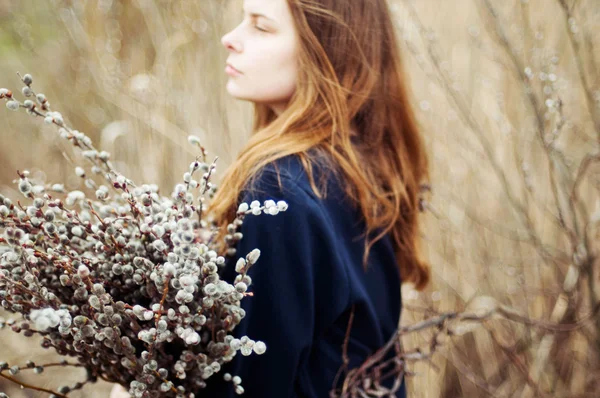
0 73 288 397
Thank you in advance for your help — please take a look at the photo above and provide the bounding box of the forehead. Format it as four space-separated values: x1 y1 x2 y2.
244 0 289 17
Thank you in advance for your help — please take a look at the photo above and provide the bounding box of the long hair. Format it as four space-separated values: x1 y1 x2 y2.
208 0 431 290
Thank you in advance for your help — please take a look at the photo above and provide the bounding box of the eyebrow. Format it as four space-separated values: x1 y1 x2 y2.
244 9 277 23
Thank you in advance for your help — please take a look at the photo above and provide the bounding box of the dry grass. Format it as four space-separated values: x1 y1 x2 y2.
0 0 599 396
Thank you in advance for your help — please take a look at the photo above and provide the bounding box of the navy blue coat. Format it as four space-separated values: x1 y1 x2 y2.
202 154 406 397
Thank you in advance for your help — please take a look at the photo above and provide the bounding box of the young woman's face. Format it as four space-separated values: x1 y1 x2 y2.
221 0 300 116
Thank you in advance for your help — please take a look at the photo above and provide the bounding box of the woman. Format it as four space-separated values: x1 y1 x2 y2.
111 0 430 396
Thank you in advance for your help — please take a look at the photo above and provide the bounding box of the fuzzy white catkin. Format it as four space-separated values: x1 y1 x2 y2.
95 189 108 200
30 308 61 331
185 332 200 345
163 262 176 276
179 275 194 287
66 190 85 206
247 249 260 264
2 251 19 263
18 179 32 194
77 265 90 278
52 113 64 126
98 150 110 160
235 282 247 293
188 135 201 145
203 283 217 296
189 161 199 173
230 339 242 351
235 258 246 273
253 341 267 355
6 100 19 111
277 200 288 211
152 240 167 252
240 347 253 356
266 207 279 215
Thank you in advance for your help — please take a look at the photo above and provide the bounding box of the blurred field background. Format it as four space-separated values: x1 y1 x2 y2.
1 0 599 396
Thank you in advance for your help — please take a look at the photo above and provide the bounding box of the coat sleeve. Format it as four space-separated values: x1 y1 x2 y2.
201 169 350 397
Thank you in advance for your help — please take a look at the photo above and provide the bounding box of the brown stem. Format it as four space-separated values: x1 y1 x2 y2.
0 372 68 397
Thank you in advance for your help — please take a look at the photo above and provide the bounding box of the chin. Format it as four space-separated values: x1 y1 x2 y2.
225 82 245 98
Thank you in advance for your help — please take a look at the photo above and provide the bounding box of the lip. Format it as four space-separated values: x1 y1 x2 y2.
225 63 242 76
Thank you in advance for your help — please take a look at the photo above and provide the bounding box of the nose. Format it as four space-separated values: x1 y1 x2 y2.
221 30 241 52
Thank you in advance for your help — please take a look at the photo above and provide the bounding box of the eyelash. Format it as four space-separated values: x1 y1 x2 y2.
241 18 268 33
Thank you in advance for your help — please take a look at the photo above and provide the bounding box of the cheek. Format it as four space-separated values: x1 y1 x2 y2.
230 44 298 99
257 55 297 89
253 42 297 82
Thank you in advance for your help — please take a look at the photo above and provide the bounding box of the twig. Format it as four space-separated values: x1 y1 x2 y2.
0 372 68 398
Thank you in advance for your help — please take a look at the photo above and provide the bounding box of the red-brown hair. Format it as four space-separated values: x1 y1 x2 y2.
209 0 431 290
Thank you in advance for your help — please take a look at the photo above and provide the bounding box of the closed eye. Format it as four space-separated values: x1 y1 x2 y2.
254 25 268 32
